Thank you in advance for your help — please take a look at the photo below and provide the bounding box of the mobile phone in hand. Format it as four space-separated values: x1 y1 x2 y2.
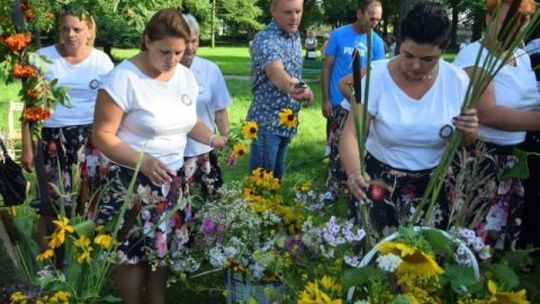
294 81 308 89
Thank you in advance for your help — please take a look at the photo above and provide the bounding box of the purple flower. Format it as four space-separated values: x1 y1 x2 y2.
285 234 304 256
202 216 215 238
217 223 225 232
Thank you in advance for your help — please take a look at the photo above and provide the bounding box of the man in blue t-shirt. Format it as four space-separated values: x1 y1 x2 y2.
320 0 385 204
321 0 385 129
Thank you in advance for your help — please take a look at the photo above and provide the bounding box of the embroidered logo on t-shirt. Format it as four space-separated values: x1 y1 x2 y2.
181 94 193 106
89 79 100 89
439 124 454 139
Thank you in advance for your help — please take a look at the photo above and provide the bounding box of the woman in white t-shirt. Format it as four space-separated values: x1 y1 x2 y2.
180 14 233 201
339 2 478 235
93 9 226 304
453 0 540 249
20 8 114 249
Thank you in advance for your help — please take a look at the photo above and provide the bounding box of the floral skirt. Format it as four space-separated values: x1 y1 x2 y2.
471 143 525 250
38 125 101 214
324 107 349 203
96 163 191 265
183 150 223 201
349 154 449 237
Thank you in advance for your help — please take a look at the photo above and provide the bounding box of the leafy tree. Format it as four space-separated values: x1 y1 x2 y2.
321 0 357 28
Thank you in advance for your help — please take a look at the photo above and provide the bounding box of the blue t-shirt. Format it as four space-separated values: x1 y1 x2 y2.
326 24 385 107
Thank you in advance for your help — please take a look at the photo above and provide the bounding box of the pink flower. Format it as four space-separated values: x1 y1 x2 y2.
154 231 168 258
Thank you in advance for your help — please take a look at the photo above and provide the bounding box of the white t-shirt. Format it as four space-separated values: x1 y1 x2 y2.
100 60 199 171
184 57 232 157
350 59 469 171
37 45 114 128
454 41 540 145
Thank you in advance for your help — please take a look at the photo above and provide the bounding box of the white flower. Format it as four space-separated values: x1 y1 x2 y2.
456 244 467 256
344 255 361 268
376 253 402 273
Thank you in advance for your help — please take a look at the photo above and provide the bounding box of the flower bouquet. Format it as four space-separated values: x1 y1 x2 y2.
221 121 259 163
191 169 299 303
342 226 532 304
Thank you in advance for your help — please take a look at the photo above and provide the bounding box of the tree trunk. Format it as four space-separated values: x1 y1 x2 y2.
450 0 459 49
12 0 25 32
211 0 216 48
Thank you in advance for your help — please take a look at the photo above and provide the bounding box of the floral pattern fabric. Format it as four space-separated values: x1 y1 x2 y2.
247 20 303 138
349 154 449 237
39 125 100 214
324 107 349 203
468 145 525 250
183 150 223 201
96 163 191 265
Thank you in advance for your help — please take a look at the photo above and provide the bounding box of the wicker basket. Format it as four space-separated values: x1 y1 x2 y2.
346 226 480 302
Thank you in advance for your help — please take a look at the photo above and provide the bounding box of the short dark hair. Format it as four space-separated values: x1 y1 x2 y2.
357 0 381 11
400 1 451 49
141 8 191 51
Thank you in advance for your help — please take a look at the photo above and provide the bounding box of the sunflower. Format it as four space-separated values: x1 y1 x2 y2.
378 241 444 278
487 280 529 304
232 143 248 158
240 121 258 140
298 281 342 304
278 108 297 129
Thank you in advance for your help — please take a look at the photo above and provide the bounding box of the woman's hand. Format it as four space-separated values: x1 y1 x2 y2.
209 135 228 149
453 108 478 145
141 155 176 185
346 170 371 201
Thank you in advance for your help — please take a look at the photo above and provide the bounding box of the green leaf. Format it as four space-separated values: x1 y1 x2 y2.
501 148 530 180
443 264 481 295
341 265 380 288
421 229 453 256
73 220 96 238
483 263 520 290
501 249 533 270
101 295 123 303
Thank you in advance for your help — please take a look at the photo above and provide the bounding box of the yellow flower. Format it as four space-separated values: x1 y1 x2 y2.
94 234 113 249
319 277 334 290
240 121 258 140
74 235 93 264
487 280 529 304
48 216 74 248
48 231 63 249
36 249 54 262
9 291 27 303
52 216 74 234
278 108 297 129
298 281 342 304
379 241 444 278
232 143 248 158
51 291 71 303
297 182 311 192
